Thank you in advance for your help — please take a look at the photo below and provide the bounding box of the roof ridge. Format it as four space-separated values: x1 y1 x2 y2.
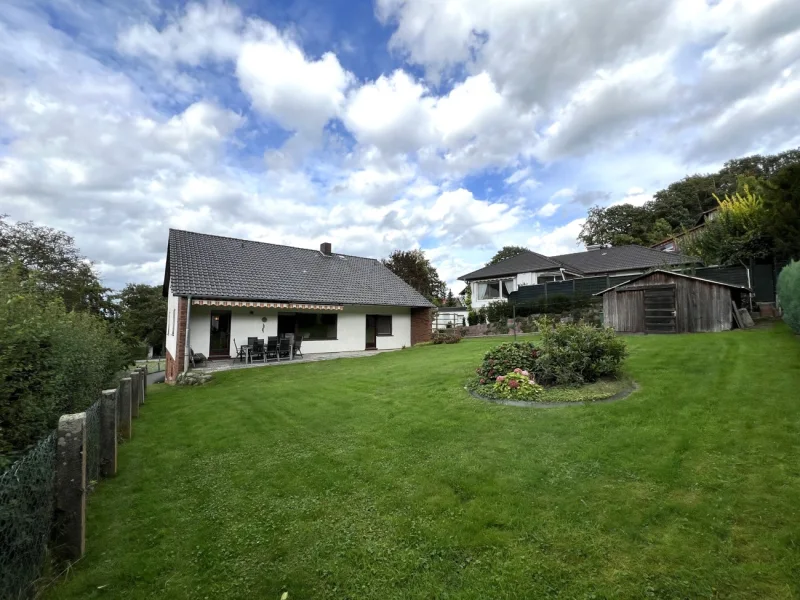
169 229 380 262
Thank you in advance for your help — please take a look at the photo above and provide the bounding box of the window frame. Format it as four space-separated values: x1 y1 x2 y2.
375 315 393 336
296 312 338 341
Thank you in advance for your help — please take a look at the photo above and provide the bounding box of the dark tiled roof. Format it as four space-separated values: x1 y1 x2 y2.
165 229 433 307
550 245 699 275
460 250 563 281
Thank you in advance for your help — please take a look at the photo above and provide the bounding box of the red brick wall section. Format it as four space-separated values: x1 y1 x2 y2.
166 296 188 383
410 307 432 345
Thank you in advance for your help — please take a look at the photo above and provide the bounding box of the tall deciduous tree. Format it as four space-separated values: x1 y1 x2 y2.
486 246 529 265
578 205 654 247
382 249 446 301
382 250 447 304
0 216 111 314
679 186 772 265
763 163 800 261
116 284 168 354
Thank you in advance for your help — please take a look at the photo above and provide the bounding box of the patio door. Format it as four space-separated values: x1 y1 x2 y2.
209 310 232 357
365 315 377 350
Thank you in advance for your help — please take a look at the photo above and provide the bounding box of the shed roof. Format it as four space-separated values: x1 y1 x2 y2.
593 269 752 296
164 229 434 307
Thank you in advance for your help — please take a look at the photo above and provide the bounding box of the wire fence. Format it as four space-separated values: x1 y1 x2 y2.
0 432 57 600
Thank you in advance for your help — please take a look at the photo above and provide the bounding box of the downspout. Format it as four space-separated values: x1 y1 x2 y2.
183 295 192 373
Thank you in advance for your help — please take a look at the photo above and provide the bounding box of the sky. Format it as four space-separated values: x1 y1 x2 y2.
1 0 799 294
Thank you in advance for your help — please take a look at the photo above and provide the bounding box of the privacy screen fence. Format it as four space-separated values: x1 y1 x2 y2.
507 264 776 309
0 369 148 599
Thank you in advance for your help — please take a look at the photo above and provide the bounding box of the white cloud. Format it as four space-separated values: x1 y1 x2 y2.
550 188 575 200
237 36 353 136
117 0 244 64
526 218 585 256
536 202 560 218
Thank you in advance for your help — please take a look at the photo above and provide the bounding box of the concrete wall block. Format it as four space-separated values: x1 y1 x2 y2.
100 389 118 477
129 372 140 419
55 413 86 561
118 377 132 439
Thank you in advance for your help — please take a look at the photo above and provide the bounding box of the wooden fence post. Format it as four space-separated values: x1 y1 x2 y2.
118 377 132 439
129 372 140 418
100 389 118 477
55 413 86 561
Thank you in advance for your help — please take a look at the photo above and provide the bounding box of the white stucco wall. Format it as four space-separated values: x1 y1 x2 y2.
187 304 412 358
433 309 469 330
165 282 178 357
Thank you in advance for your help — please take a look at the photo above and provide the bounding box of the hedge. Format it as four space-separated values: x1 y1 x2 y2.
777 260 800 333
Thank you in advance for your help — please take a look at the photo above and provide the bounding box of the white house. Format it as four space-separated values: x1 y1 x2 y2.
461 245 700 310
163 230 433 382
432 306 470 330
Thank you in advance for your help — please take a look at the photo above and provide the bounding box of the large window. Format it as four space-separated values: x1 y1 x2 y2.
476 279 514 300
296 313 338 340
375 315 392 336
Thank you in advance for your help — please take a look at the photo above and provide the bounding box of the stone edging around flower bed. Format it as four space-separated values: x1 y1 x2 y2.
464 382 639 408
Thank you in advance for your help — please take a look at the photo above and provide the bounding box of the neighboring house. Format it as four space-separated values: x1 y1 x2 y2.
163 230 434 382
432 306 469 330
460 245 700 309
651 208 720 252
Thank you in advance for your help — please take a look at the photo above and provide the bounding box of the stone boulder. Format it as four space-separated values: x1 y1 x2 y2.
176 371 214 386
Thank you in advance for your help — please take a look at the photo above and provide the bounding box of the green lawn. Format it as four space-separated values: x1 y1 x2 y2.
48 325 800 599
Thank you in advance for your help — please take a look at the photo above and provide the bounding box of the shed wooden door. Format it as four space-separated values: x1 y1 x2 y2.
644 286 676 333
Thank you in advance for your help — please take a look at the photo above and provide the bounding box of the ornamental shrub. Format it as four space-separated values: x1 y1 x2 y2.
492 369 544 400
467 310 479 326
475 341 539 381
534 318 626 385
432 330 462 344
777 260 800 333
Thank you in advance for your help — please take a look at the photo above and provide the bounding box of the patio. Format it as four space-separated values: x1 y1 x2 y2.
194 348 399 374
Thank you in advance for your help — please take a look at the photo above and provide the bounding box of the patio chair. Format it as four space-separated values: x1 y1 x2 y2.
278 337 292 361
266 337 278 361
293 336 303 358
233 338 247 363
190 348 207 368
247 337 258 347
250 339 265 363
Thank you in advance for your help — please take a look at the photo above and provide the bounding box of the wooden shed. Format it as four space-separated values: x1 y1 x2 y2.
595 270 750 334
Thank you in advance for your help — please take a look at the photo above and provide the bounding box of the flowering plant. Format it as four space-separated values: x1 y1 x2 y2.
492 369 544 400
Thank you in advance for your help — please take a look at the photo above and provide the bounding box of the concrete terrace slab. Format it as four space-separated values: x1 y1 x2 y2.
195 349 399 373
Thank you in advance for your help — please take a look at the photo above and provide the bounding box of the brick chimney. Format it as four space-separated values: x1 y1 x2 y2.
320 242 332 256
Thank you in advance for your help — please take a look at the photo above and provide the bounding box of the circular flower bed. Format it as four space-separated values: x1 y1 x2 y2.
468 318 630 404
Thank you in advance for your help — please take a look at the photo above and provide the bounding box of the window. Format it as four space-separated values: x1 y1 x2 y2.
375 315 392 336
476 279 514 300
476 281 500 300
296 313 337 340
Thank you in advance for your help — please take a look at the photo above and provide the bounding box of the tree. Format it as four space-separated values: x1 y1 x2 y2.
578 204 654 247
445 289 457 307
679 185 771 265
0 216 111 314
115 284 168 354
382 249 446 301
763 163 800 260
487 246 528 265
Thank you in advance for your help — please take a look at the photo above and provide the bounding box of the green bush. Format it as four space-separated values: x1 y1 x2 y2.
534 318 627 385
467 310 479 326
475 341 539 381
0 266 126 465
778 261 800 333
485 300 512 324
431 330 462 344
